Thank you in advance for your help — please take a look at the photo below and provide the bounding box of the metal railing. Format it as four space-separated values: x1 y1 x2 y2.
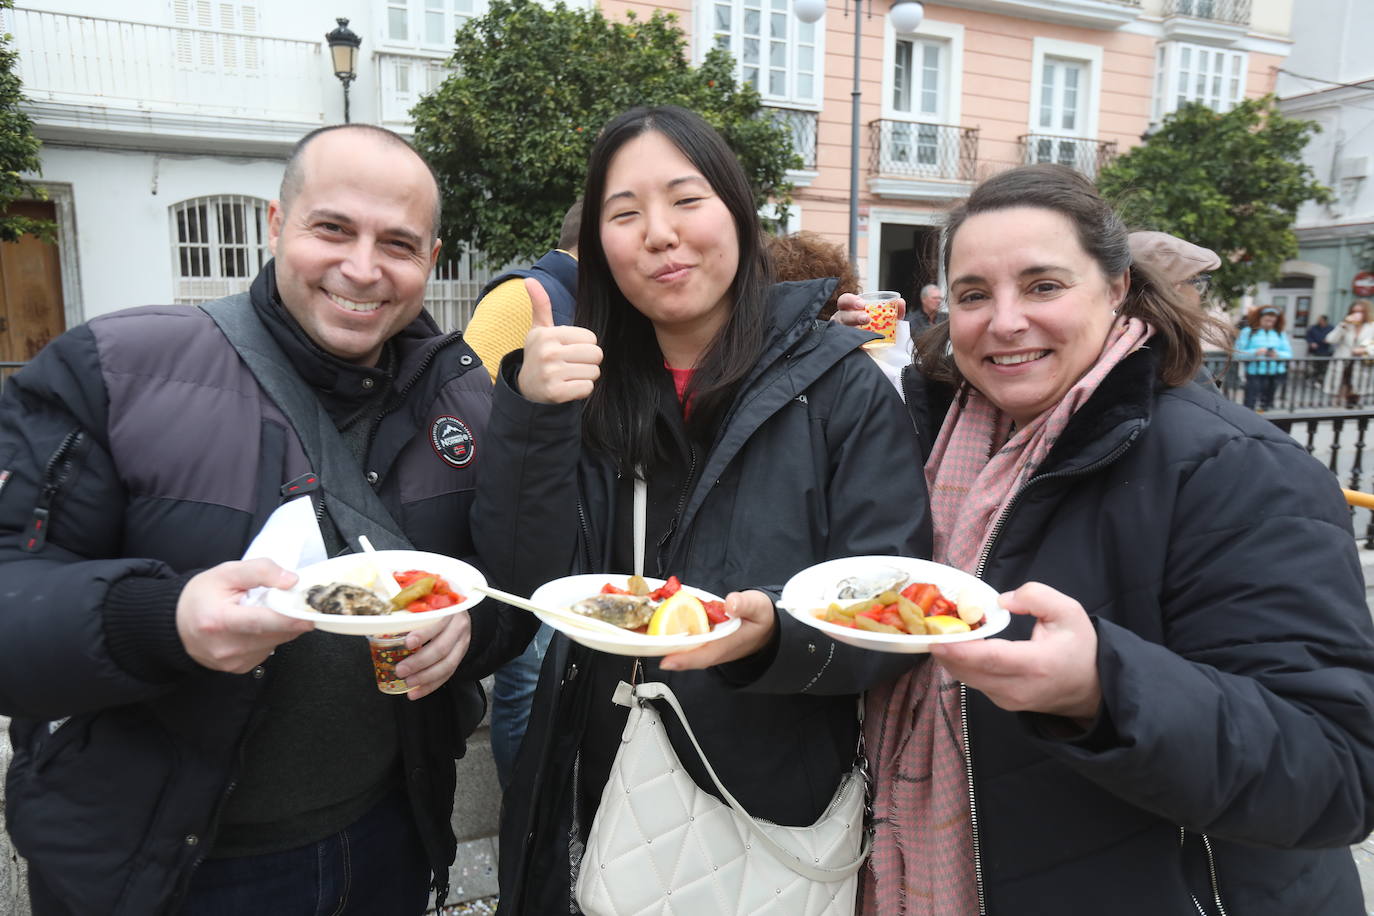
869 120 979 182
7 7 323 123
1163 0 1251 26
1020 133 1117 180
765 107 819 171
1202 355 1374 413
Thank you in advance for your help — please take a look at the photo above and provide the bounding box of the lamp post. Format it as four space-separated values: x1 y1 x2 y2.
325 17 362 124
794 0 923 269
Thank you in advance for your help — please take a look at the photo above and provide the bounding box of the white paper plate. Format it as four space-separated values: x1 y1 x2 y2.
529 574 740 657
262 550 486 635
778 555 1008 654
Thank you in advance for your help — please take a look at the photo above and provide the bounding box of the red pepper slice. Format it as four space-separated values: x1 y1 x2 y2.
600 583 631 595
702 599 728 625
901 583 941 614
648 575 682 602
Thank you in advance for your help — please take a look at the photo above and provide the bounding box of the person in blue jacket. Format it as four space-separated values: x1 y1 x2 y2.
1237 306 1292 411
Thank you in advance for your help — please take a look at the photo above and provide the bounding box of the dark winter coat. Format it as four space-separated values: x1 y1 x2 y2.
472 279 934 913
0 291 496 914
934 348 1374 914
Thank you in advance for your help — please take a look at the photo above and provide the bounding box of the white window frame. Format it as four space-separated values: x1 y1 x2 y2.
172 0 260 73
1155 41 1247 117
696 0 825 109
1027 37 1101 140
379 0 488 51
377 52 452 125
876 19 962 181
169 195 270 305
881 18 963 126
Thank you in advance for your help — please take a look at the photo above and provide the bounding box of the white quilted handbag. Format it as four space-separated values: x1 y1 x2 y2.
575 680 870 916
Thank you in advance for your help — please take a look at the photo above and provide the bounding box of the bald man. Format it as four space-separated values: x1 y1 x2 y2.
0 124 514 915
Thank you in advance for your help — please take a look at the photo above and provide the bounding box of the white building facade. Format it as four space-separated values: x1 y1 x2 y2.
1271 0 1374 343
5 0 523 350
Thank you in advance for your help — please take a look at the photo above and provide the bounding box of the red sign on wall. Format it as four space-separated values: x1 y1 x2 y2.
1355 272 1374 297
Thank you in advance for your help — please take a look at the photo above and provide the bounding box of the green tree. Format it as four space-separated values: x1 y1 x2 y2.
0 0 52 242
411 0 797 267
1098 96 1331 303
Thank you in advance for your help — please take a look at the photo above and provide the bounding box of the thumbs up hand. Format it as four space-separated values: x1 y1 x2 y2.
517 277 603 404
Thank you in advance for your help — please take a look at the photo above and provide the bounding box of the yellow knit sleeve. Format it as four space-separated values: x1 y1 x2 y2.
464 278 535 383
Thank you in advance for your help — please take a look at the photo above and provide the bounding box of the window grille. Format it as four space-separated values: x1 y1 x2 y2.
170 195 270 304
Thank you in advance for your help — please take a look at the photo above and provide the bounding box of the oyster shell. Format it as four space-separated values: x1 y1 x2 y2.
832 567 910 601
306 582 392 616
569 593 655 630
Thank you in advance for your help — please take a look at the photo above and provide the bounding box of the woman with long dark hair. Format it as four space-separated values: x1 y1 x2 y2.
472 105 930 913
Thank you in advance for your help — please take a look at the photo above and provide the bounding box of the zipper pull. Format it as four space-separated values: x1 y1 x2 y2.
23 506 50 553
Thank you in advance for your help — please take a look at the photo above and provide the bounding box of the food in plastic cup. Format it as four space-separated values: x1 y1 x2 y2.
367 632 413 695
860 290 901 346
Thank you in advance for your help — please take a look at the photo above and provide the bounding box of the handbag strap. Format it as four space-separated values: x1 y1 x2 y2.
200 295 413 551
614 680 871 882
633 474 647 578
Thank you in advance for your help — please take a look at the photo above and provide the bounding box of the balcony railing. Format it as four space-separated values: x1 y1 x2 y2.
764 107 819 171
1163 0 1251 26
1020 133 1117 179
869 120 979 182
7 7 323 123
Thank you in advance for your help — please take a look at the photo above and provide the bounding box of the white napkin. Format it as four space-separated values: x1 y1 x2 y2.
240 496 328 605
867 320 914 401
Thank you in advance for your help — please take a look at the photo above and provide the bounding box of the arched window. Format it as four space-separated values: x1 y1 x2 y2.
170 195 270 304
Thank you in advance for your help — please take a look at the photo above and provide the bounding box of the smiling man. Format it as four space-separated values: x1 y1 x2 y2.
0 125 514 915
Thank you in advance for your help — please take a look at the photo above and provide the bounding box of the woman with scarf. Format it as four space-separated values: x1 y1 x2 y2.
864 164 1374 915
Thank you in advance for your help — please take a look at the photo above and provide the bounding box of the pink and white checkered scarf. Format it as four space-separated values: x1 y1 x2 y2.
859 317 1153 915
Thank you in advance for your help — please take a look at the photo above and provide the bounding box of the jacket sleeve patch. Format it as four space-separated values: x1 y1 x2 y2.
430 415 476 469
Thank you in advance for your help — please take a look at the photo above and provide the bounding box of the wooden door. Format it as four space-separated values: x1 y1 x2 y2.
0 200 66 369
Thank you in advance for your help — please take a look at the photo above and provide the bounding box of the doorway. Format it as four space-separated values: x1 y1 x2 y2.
0 200 66 378
878 223 941 301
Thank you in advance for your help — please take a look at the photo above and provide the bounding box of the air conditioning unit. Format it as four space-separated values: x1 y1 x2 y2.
1338 156 1370 181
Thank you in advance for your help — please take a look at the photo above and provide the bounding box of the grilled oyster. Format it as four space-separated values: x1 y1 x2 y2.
306 582 392 616
832 567 910 601
569 593 655 630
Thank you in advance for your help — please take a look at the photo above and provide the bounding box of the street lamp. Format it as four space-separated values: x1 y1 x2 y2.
325 17 362 124
794 0 923 269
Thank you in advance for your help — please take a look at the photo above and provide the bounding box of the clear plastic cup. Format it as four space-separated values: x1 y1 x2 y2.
859 290 902 346
366 633 414 695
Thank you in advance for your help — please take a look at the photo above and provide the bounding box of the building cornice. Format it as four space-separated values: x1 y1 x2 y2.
1294 220 1374 243
1160 14 1247 46
25 101 322 157
868 176 973 202
932 0 1141 30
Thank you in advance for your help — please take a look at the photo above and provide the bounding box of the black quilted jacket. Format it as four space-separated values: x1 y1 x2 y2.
0 285 497 914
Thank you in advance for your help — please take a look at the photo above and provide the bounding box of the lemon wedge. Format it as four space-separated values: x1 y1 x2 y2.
647 591 710 636
923 614 971 635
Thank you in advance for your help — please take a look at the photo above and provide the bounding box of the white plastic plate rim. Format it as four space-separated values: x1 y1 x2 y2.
529 573 740 657
262 549 486 636
778 555 1008 653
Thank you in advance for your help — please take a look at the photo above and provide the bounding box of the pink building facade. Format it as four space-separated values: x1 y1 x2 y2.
603 0 1292 295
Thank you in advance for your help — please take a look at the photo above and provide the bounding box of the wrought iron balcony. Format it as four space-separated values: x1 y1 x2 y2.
869 120 978 182
1163 0 1251 26
764 106 819 171
1019 133 1118 180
